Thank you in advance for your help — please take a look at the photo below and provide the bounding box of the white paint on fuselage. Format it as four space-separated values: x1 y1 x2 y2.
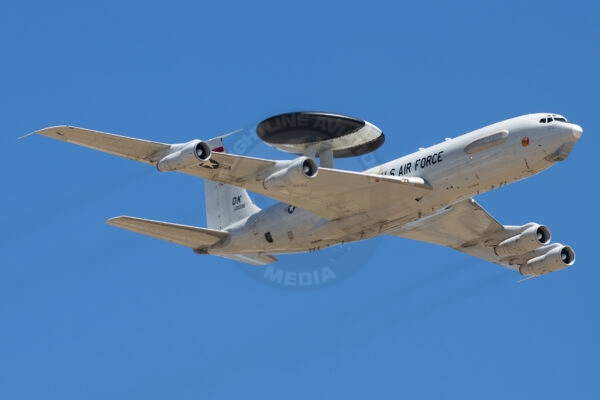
209 114 581 256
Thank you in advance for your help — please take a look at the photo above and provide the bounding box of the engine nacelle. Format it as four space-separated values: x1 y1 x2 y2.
518 244 576 276
494 224 551 257
263 157 318 191
157 140 211 172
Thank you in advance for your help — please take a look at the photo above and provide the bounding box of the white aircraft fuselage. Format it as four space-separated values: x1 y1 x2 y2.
214 113 581 256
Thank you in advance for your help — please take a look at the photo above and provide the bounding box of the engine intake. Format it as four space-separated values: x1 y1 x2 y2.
495 224 551 257
263 157 318 191
519 244 576 276
157 140 211 172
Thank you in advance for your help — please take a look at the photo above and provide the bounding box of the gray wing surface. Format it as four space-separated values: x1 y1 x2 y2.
31 125 171 164
107 216 228 249
183 160 431 220
32 125 431 221
388 198 526 270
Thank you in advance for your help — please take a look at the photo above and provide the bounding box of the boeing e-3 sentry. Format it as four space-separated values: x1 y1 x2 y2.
29 112 582 278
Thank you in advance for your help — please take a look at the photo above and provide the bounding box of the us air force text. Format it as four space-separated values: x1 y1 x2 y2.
380 151 444 176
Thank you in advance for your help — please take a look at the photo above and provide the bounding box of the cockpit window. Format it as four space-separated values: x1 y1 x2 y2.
539 116 568 123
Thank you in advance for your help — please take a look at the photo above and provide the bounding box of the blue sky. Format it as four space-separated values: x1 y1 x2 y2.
2 0 599 398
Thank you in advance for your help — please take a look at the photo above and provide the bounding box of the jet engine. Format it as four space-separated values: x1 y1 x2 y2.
519 244 576 276
263 157 318 191
157 140 211 172
494 224 551 257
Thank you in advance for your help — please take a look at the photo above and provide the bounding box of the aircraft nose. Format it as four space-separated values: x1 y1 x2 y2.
571 124 583 140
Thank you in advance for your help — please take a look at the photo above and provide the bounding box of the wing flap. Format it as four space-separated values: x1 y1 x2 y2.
107 216 228 249
219 253 278 266
393 198 504 248
388 198 520 269
186 155 432 220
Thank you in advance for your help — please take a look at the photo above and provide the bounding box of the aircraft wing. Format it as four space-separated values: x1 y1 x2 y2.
32 126 432 221
182 159 431 220
28 126 171 164
387 198 535 270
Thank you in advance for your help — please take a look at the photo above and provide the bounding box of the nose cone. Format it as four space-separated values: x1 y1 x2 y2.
571 124 583 140
545 122 582 162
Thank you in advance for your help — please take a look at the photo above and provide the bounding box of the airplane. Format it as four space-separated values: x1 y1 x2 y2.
26 111 582 278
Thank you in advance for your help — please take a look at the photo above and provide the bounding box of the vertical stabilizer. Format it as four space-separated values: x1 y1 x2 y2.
204 137 261 230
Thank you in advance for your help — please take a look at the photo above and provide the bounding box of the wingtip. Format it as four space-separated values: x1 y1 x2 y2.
220 127 243 138
18 132 36 140
106 216 128 226
18 125 72 140
517 275 538 283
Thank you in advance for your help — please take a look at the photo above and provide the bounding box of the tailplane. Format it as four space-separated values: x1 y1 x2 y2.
204 136 261 230
107 216 228 250
107 216 277 265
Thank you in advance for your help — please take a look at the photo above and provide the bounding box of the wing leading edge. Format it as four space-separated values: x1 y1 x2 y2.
31 126 171 164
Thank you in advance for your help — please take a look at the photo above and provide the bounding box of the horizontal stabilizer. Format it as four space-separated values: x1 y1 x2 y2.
107 216 228 250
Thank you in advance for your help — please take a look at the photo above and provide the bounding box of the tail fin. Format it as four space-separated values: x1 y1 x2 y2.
204 136 261 230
